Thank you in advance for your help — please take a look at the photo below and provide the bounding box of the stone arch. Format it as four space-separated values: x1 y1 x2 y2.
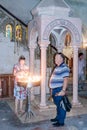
43 19 81 45
50 32 58 46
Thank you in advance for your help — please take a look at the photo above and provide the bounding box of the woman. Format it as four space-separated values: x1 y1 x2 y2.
13 55 29 115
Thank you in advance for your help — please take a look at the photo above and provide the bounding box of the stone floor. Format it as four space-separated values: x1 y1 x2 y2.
0 93 87 130
6 93 87 124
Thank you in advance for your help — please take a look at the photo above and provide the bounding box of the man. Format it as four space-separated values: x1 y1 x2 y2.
78 52 85 90
49 52 70 127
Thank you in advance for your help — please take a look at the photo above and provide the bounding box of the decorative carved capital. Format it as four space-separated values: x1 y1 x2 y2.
38 40 50 49
73 46 79 52
29 44 37 49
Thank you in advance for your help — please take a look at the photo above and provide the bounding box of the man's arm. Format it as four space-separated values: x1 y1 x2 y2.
62 77 68 92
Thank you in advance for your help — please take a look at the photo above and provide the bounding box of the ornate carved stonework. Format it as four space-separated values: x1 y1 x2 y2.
43 19 81 45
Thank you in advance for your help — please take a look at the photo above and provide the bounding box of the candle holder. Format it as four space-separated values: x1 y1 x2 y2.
17 75 41 120
20 82 35 120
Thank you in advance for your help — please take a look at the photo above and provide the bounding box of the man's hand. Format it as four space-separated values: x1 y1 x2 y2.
55 77 68 96
55 90 65 96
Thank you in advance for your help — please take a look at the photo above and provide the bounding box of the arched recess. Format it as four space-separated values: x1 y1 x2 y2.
42 19 81 79
45 25 73 65
43 19 81 46
45 25 73 70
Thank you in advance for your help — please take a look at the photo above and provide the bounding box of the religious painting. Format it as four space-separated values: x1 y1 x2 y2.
16 25 22 41
64 32 71 46
6 24 12 40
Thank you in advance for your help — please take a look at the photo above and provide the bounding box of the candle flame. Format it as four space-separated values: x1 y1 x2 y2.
17 72 41 83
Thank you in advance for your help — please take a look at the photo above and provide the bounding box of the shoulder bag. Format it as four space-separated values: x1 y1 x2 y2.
60 95 72 112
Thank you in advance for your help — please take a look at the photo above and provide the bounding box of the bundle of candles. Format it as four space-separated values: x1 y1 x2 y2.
16 71 41 87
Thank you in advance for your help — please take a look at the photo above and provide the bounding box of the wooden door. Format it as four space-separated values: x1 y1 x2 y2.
0 74 14 98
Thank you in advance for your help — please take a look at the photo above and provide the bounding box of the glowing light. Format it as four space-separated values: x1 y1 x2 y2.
16 71 41 87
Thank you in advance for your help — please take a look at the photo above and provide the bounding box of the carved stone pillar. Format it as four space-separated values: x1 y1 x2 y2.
29 45 36 73
39 42 49 108
29 44 36 100
72 46 81 106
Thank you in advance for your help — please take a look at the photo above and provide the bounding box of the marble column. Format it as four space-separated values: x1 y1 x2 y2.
29 44 36 100
39 43 48 108
72 46 81 106
0 78 2 98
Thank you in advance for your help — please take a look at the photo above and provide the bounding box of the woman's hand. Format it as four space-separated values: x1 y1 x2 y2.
55 90 65 96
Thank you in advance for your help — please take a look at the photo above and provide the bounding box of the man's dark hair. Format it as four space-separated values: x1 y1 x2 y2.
55 52 65 61
79 52 83 57
19 55 25 61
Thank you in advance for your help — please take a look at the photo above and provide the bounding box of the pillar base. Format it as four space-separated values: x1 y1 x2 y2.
0 88 2 98
72 101 83 107
39 104 49 111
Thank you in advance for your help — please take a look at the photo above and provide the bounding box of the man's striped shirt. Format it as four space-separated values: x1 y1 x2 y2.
49 62 70 89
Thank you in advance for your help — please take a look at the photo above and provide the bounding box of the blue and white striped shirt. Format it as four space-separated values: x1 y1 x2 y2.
49 62 70 89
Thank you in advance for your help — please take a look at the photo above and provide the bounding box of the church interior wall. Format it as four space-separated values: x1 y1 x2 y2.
0 34 29 74
0 10 29 74
1 0 87 97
